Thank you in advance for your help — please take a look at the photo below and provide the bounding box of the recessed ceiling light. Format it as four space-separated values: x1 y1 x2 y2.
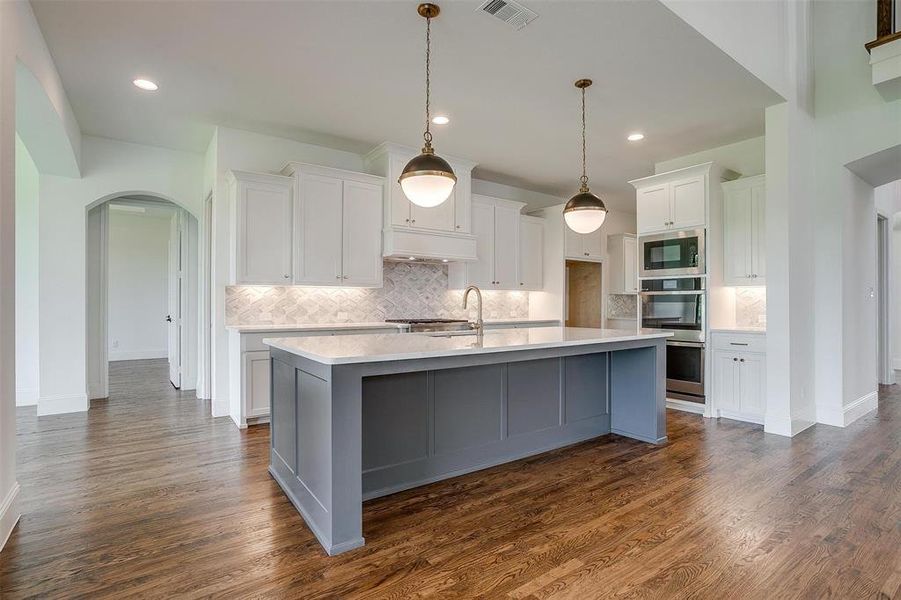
432 115 450 125
408 256 416 261
442 259 449 263
627 132 645 142
133 78 159 91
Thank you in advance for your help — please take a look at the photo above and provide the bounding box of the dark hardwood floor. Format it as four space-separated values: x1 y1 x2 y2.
1 359 898 599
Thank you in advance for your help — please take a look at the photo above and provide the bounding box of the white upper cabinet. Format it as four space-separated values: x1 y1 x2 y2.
607 233 638 294
448 195 529 290
518 216 544 290
341 180 384 286
565 225 604 261
630 163 727 235
295 173 343 285
283 162 385 287
670 176 706 229
364 143 478 261
635 184 669 234
723 175 766 286
229 170 295 285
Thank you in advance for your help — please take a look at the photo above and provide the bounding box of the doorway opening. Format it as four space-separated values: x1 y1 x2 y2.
86 196 200 399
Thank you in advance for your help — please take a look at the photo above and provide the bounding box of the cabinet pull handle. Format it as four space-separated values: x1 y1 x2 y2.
729 342 749 346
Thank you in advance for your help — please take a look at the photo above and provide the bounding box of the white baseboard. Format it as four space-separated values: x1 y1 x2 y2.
37 393 89 416
842 391 878 426
212 399 229 419
716 409 765 425
764 415 814 437
15 387 38 407
816 390 878 428
108 349 167 361
0 483 21 552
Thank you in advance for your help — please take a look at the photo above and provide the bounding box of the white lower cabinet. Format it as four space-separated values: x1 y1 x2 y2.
243 351 272 420
711 332 766 424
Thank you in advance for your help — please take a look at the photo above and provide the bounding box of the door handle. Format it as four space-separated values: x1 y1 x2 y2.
166 315 172 323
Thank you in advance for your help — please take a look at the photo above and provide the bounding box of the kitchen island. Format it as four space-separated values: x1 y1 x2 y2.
264 327 670 555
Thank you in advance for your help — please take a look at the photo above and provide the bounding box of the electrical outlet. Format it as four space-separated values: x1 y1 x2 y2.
112 340 119 349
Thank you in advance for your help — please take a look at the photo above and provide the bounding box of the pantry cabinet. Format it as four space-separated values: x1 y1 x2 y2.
723 175 766 286
607 233 638 294
711 331 766 424
448 195 526 290
229 171 295 285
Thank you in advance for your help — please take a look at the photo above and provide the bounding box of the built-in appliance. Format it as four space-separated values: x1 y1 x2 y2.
385 318 472 333
639 228 705 277
639 276 706 404
639 277 705 342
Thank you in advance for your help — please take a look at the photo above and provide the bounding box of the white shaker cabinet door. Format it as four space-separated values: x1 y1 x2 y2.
582 228 604 260
519 218 543 290
492 204 520 288
713 351 739 413
411 190 456 232
750 184 766 282
467 201 496 287
670 176 706 230
738 353 766 417
235 178 293 284
295 173 343 285
623 234 638 293
342 180 383 286
724 186 753 284
636 184 670 234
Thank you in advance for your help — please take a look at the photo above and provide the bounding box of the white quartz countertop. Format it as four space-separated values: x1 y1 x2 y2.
263 327 672 365
226 319 560 334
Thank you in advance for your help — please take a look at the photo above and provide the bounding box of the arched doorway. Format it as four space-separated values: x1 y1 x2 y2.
85 194 201 403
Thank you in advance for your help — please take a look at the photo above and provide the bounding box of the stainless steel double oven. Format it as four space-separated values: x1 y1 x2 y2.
638 228 707 405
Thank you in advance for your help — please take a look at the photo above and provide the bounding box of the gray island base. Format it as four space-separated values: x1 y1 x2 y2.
264 327 670 556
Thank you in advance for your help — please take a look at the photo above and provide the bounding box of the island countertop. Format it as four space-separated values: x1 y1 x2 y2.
263 327 672 365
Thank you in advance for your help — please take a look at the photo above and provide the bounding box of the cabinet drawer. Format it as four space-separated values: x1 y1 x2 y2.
711 333 766 354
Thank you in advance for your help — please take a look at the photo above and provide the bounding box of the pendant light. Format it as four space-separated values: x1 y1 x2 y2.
398 3 457 208
563 79 608 234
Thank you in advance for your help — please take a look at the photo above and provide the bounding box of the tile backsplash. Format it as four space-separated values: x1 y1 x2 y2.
607 294 638 319
735 287 767 327
226 261 530 325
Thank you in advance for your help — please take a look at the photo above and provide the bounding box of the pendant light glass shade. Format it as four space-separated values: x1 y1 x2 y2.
563 79 607 234
399 148 457 208
564 192 608 233
400 3 456 208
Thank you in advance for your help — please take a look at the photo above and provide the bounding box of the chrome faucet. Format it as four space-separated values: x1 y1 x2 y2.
462 285 483 334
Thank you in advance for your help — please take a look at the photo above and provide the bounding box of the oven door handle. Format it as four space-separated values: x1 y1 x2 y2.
666 341 706 348
639 291 705 296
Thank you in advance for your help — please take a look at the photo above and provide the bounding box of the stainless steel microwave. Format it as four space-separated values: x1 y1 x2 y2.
639 228 705 277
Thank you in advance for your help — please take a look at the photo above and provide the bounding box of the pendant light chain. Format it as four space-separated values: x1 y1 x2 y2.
423 15 433 149
580 85 589 192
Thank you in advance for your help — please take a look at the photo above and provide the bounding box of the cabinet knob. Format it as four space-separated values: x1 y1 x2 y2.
284 274 290 279
343 275 349 279
740 358 745 362
336 275 341 279
405 218 410 223
733 358 738 362
456 225 461 229
411 219 416 224
584 252 589 256
520 282 524 286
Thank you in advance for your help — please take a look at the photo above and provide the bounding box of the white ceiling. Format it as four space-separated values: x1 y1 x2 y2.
31 0 782 210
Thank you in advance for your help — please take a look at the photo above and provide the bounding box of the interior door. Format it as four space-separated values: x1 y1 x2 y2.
167 213 182 389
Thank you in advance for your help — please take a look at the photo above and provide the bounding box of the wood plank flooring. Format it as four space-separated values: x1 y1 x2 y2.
1 359 898 599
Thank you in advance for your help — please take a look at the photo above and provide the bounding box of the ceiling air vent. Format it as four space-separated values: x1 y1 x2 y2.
477 0 538 31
